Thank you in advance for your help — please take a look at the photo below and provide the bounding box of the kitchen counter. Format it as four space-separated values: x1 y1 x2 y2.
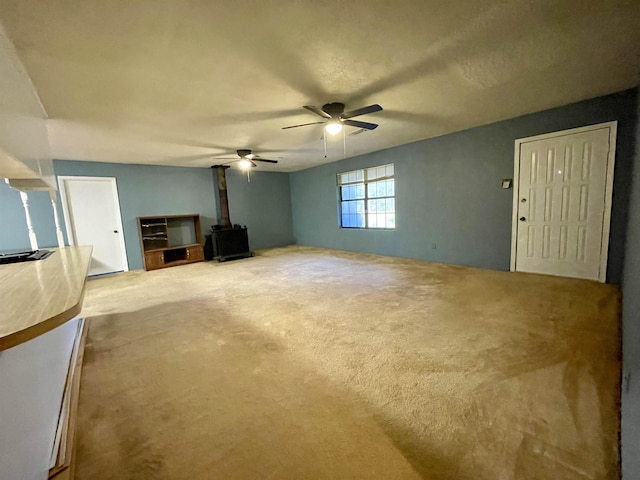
0 246 92 351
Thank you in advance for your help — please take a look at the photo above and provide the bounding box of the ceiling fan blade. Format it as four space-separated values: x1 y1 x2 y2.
343 119 379 130
303 105 332 119
282 121 326 130
348 128 366 136
252 158 278 164
211 159 239 166
342 104 383 119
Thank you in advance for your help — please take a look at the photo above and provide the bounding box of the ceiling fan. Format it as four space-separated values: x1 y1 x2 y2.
282 102 383 135
212 149 279 169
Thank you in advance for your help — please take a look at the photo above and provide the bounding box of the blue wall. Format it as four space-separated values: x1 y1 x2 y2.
0 181 58 250
290 89 637 284
622 90 640 480
0 161 295 269
53 160 219 270
225 168 294 250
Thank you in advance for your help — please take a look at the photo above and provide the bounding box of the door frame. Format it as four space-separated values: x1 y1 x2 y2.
57 175 129 272
510 121 617 282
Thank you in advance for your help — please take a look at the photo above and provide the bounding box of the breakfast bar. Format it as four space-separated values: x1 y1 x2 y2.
0 246 92 480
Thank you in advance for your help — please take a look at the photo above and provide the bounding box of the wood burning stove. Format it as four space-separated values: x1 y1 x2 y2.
208 226 252 262
209 165 253 262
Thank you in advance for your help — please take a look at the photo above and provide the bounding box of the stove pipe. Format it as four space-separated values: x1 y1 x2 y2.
212 165 232 229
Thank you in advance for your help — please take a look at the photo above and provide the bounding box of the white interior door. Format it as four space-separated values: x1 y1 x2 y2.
58 176 128 276
511 123 616 281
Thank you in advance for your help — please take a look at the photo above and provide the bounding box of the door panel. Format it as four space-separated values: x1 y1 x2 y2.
515 127 611 280
60 177 127 276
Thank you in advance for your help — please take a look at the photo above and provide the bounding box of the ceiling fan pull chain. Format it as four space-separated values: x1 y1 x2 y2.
343 128 346 158
323 134 327 158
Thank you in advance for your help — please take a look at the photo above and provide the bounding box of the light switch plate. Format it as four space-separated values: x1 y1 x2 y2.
502 178 512 189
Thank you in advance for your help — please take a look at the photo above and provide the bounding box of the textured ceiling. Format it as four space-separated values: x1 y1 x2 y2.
0 0 638 172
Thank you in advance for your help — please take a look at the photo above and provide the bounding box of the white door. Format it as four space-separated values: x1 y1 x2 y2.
511 122 616 281
58 176 128 276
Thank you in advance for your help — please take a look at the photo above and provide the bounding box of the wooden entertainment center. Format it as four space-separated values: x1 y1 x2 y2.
137 214 205 271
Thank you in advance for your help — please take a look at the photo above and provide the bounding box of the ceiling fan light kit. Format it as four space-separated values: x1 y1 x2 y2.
282 102 383 159
212 149 278 168
238 158 253 169
325 120 343 135
282 102 383 133
210 149 279 181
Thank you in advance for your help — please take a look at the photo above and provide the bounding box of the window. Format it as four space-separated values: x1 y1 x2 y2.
337 164 395 229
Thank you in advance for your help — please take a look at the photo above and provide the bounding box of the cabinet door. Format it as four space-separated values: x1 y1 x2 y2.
186 245 204 262
144 251 164 270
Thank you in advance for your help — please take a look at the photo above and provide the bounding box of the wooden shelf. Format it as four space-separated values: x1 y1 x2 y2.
145 243 202 253
140 222 167 227
137 215 205 271
162 259 190 267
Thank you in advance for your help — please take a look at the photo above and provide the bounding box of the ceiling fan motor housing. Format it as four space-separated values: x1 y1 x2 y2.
282 102 381 131
322 102 345 118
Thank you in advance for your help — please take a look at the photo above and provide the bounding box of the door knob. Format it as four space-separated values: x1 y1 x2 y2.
519 217 526 222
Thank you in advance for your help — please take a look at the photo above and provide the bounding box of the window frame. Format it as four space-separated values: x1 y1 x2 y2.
337 163 395 230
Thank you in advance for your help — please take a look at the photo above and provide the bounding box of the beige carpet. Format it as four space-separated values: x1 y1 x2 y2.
76 246 621 479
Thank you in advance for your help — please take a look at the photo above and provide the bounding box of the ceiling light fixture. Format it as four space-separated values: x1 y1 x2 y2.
325 120 343 136
238 158 252 169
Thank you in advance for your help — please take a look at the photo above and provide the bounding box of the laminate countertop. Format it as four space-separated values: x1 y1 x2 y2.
0 246 92 351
